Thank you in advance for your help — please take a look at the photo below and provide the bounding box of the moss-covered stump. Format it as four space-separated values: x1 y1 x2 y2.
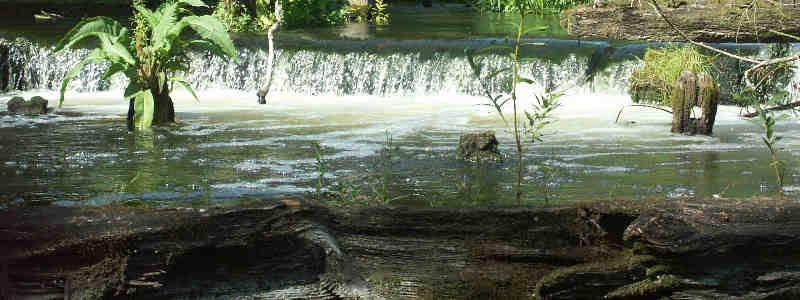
671 70 719 135
561 2 800 42
3 198 800 299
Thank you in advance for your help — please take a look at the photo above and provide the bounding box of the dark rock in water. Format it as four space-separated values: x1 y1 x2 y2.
7 96 48 115
457 131 501 161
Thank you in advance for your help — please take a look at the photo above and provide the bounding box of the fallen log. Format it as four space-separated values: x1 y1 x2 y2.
2 197 800 299
561 3 800 42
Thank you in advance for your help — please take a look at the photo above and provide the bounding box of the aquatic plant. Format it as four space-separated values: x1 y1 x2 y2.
313 143 329 200
56 0 237 129
629 45 713 106
375 129 394 203
467 2 561 201
372 0 390 25
752 107 787 190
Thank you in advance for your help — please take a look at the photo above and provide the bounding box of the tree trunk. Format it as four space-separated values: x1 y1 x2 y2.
151 86 175 126
256 0 282 104
127 98 134 131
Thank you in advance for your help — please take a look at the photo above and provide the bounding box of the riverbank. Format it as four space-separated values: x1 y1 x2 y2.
2 197 799 299
561 1 800 42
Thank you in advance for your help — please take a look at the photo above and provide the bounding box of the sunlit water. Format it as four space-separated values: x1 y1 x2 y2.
1 15 799 208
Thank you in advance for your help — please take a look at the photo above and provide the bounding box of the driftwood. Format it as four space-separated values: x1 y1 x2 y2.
2 197 800 299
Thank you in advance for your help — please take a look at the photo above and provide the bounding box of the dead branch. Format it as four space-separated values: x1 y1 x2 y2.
615 104 673 123
647 0 800 89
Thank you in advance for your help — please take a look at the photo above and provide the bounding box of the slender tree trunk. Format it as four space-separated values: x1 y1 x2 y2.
127 98 135 131
257 0 282 104
512 15 525 202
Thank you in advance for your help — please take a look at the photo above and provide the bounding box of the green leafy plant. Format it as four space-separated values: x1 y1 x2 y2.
372 0 390 25
467 2 561 201
56 0 237 130
374 129 395 203
213 0 261 32
313 143 329 200
629 45 713 106
752 107 788 190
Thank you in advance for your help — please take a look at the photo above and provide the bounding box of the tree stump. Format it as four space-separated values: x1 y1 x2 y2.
670 70 719 135
697 73 719 135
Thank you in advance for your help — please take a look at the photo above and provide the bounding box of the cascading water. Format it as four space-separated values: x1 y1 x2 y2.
1 38 636 98
1 36 799 207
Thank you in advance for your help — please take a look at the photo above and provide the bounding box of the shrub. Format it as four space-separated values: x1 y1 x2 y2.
629 45 713 106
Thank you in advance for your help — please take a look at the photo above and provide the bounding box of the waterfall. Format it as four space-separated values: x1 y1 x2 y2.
0 37 637 98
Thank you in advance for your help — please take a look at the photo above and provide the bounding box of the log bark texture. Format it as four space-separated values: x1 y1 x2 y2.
2 197 800 299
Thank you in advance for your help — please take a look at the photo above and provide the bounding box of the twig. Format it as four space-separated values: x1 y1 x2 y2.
742 100 800 117
615 104 673 123
647 0 800 88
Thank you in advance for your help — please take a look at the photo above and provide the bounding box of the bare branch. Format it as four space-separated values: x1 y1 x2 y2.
615 104 673 123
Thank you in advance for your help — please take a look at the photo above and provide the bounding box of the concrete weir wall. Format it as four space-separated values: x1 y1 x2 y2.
1 198 800 299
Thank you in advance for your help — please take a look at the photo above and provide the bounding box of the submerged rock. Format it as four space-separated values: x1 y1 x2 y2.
457 131 502 161
7 96 48 115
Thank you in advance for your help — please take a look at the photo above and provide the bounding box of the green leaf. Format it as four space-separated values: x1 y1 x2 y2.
134 5 158 29
59 49 104 108
173 15 238 60
152 2 180 54
133 90 155 129
170 77 199 103
124 81 149 99
101 62 128 81
54 16 126 51
98 34 135 65
518 76 535 85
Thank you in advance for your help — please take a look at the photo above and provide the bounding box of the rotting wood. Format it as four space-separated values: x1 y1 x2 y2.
2 198 800 299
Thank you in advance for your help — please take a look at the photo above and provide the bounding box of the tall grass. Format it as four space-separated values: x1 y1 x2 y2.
629 45 713 106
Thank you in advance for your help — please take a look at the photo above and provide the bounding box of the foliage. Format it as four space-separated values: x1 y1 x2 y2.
372 0 390 25
751 107 788 189
56 0 237 129
313 143 329 200
254 0 348 28
629 45 713 106
470 0 588 14
374 129 395 204
213 0 263 32
524 92 561 143
732 43 796 110
467 4 560 201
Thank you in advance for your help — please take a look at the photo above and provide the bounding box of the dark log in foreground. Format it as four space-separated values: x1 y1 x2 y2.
2 197 800 299
561 3 800 42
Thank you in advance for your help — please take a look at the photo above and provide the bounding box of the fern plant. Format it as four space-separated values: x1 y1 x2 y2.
56 0 237 130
